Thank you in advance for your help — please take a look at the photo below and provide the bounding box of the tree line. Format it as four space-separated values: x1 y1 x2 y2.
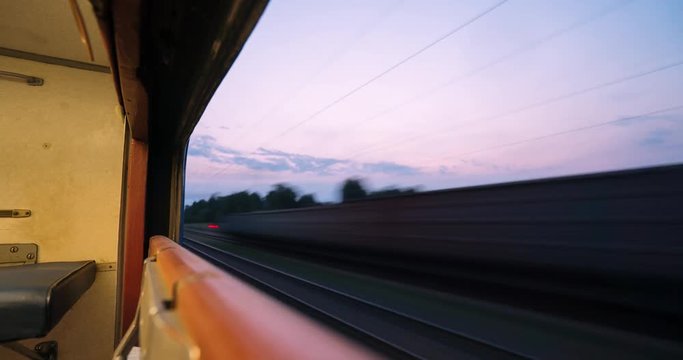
184 178 418 223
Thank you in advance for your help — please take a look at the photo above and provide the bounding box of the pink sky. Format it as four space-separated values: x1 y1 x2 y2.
186 0 683 203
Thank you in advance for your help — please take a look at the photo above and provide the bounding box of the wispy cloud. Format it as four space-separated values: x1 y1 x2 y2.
437 158 513 176
640 128 671 146
187 135 240 162
255 148 345 173
609 113 682 148
231 155 291 172
187 135 419 175
360 161 418 175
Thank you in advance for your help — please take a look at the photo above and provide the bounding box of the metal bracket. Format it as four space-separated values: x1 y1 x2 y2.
113 305 139 360
35 341 57 360
0 243 38 266
0 70 43 86
96 262 116 272
2 341 57 360
0 209 32 218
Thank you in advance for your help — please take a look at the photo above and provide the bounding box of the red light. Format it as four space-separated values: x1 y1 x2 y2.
207 224 219 229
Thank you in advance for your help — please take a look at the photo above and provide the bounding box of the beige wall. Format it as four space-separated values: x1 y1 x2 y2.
0 55 123 263
0 55 124 359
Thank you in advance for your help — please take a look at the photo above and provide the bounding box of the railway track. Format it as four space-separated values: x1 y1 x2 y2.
202 164 683 346
183 232 522 359
183 230 683 359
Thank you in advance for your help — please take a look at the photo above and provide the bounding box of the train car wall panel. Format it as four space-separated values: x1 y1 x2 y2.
0 55 124 360
0 55 123 264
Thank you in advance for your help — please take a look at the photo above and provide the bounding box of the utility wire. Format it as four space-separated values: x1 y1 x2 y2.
260 0 509 146
348 59 683 159
344 0 632 131
445 104 683 160
228 0 405 149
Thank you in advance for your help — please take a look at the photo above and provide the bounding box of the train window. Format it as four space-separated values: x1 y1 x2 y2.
184 0 683 222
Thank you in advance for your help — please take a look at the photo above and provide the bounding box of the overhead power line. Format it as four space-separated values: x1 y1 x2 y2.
228 0 405 149
261 0 510 146
344 0 632 131
445 104 683 160
348 59 683 159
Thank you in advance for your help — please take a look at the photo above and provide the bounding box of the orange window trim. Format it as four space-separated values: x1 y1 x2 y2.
149 236 378 360
120 139 148 332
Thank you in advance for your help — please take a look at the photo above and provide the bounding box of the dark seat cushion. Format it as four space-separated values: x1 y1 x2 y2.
0 261 96 342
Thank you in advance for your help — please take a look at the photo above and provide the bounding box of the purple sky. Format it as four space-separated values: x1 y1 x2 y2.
185 0 683 203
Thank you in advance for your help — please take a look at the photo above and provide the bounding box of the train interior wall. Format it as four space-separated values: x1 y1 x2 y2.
0 55 124 359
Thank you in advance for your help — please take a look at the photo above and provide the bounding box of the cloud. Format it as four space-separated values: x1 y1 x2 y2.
607 112 682 148
187 135 240 162
231 155 291 172
639 129 671 146
187 135 419 175
255 148 345 173
360 161 418 175
437 159 512 175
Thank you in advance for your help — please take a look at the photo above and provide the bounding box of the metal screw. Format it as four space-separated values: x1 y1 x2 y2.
9 246 19 253
26 253 35 260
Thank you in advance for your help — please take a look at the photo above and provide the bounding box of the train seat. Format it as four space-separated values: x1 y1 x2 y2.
0 261 96 357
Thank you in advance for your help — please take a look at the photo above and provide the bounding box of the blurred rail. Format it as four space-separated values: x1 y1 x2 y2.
183 233 521 359
183 229 683 359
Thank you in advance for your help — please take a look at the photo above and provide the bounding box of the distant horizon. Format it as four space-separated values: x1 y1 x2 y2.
185 0 683 204
185 161 678 205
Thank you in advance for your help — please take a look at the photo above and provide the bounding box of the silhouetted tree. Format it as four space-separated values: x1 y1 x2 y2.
183 179 420 223
217 191 263 214
184 191 264 223
341 178 367 202
265 184 298 210
297 194 318 208
184 199 210 223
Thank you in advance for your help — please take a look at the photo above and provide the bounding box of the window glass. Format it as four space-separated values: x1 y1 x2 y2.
185 0 683 219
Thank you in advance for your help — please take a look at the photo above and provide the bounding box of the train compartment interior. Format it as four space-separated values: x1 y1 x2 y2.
1 1 682 359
